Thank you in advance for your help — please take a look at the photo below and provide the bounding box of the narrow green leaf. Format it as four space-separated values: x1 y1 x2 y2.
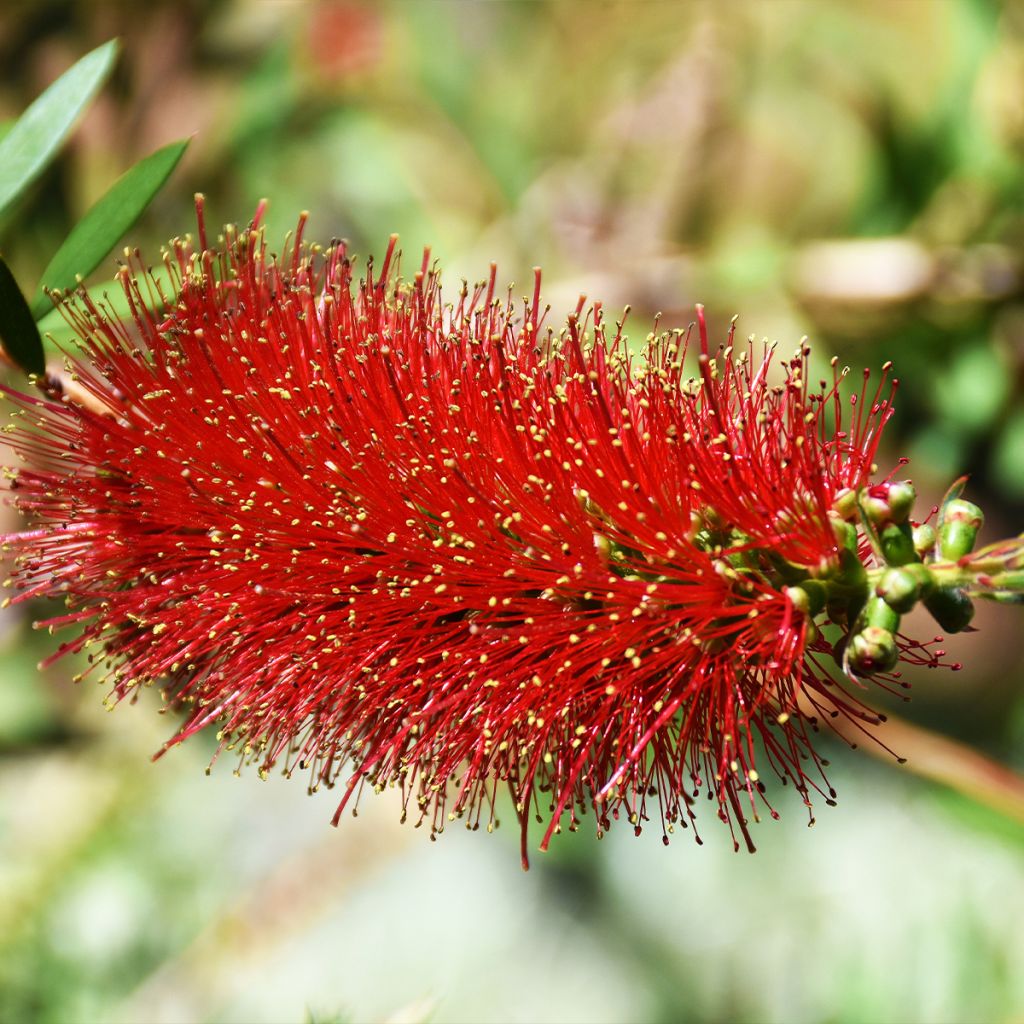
0 256 45 376
0 39 119 222
31 138 189 319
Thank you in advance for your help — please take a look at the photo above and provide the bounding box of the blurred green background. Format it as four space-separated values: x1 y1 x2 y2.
2 1 1024 1022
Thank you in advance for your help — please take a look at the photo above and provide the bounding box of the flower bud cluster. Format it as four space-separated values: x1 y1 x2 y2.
779 481 993 678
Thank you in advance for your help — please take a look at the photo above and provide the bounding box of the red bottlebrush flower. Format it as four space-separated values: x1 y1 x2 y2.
2 206 953 866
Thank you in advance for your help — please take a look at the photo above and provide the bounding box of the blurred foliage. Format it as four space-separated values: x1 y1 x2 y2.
1 1 1024 1022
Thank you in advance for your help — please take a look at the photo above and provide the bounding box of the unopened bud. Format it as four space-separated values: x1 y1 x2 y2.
785 580 827 617
886 481 916 524
832 548 869 625
879 522 917 566
859 488 891 525
912 523 937 559
830 517 858 554
945 499 984 528
859 481 916 527
847 626 899 675
832 488 858 521
939 500 984 561
876 564 932 614
924 587 975 633
859 594 901 634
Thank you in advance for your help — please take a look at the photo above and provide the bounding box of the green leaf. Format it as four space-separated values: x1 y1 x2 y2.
31 138 189 319
0 255 45 376
0 39 119 223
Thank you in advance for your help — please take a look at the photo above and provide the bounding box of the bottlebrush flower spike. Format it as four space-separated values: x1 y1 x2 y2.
3 203 1001 867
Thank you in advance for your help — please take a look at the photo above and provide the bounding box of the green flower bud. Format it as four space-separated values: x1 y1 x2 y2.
847 626 899 675
859 594 901 633
939 500 984 561
785 580 827 617
876 567 922 614
912 522 937 559
832 488 858 521
876 563 933 614
879 522 917 566
924 587 975 633
833 548 869 625
945 499 984 528
830 516 858 554
859 481 916 527
885 481 916 525
859 491 891 525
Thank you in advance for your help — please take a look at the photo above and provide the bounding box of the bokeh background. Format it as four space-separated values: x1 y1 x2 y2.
2 1 1024 1022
